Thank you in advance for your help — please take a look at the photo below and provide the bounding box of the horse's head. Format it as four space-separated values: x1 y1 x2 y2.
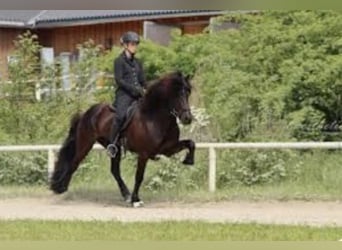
144 71 193 125
167 71 193 125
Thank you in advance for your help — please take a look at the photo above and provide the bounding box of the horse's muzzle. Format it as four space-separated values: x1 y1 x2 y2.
180 111 193 125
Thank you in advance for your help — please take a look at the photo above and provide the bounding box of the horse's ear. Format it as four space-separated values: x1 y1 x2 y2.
185 74 191 81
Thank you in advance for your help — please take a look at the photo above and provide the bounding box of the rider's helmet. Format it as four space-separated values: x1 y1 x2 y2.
120 31 140 45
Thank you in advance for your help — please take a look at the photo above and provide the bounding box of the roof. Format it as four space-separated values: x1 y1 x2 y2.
0 10 41 27
0 10 224 28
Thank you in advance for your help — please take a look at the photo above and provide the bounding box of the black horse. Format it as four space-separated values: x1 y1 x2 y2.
50 71 195 207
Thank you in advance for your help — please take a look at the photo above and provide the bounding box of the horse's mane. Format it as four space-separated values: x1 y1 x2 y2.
141 71 191 114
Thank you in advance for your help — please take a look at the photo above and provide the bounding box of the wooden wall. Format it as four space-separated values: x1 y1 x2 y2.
37 15 216 56
155 15 214 34
0 14 219 77
0 28 25 78
38 20 143 55
182 23 209 34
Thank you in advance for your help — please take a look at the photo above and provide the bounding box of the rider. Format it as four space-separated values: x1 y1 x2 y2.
107 31 146 157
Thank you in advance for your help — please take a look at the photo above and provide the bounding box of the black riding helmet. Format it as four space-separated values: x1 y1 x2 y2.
120 31 140 45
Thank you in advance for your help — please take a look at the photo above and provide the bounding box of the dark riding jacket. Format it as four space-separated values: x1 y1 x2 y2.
114 51 146 99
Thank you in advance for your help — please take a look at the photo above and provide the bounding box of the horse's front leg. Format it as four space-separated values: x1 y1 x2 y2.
162 139 195 165
181 139 195 165
131 155 148 208
110 146 131 203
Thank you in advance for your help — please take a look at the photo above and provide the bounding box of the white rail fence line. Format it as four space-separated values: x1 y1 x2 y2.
1 142 342 192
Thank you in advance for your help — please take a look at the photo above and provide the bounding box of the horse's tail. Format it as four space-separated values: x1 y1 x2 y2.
50 112 82 194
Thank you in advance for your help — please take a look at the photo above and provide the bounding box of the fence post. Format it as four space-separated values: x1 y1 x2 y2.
47 149 55 180
208 147 216 192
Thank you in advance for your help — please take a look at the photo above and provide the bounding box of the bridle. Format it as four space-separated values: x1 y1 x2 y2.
170 107 191 119
170 88 191 119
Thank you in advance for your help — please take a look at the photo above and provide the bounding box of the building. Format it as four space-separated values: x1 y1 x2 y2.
0 10 224 78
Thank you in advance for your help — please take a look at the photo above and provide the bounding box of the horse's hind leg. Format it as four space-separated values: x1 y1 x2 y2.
110 146 131 202
162 139 195 165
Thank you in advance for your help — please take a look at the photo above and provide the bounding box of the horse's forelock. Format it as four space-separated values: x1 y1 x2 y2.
167 71 186 89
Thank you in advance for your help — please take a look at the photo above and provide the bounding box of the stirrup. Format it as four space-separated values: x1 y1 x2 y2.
107 143 118 158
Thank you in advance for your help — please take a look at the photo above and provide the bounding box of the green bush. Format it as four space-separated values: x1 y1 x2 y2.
0 153 47 185
217 150 302 187
192 10 342 141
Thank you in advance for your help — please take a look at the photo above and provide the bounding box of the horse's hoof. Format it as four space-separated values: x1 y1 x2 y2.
132 201 144 208
182 158 194 165
151 155 161 161
124 195 132 203
50 184 67 194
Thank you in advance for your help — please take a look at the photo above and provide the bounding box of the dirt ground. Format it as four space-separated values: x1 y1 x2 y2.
0 197 341 226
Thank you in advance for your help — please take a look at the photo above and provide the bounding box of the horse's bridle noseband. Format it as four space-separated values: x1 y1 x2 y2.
170 107 191 119
170 87 191 119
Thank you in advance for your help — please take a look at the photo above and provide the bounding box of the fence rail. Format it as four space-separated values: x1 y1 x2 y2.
1 141 342 192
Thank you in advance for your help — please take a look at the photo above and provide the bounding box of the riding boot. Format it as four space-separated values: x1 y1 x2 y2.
107 120 122 158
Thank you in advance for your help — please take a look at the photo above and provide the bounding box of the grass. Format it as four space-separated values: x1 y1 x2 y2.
1 149 342 202
0 220 341 240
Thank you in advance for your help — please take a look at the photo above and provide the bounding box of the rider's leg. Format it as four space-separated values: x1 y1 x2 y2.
107 114 124 158
107 94 134 158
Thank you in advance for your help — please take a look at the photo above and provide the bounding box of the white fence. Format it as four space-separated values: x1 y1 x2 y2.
1 142 342 192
